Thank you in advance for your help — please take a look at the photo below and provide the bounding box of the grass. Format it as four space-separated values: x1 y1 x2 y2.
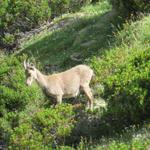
76 122 150 150
90 14 150 81
17 0 124 68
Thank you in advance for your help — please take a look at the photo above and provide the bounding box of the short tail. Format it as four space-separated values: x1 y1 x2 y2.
92 70 96 80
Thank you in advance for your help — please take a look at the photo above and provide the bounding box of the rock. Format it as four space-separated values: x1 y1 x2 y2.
81 40 96 47
70 52 82 62
94 98 107 109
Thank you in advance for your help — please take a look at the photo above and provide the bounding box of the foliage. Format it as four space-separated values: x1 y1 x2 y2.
9 104 75 149
9 123 44 150
90 15 150 126
0 0 99 50
50 0 70 18
85 123 150 150
20 0 114 65
1 1 150 149
93 138 150 150
69 0 92 12
0 0 51 49
104 49 150 121
109 0 150 14
49 0 95 18
0 117 11 145
33 105 75 144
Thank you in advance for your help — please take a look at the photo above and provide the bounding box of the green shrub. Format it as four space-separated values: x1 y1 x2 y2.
33 104 75 146
0 0 96 50
38 0 94 18
0 54 45 148
1 0 51 31
0 0 51 49
90 15 150 126
109 0 150 13
49 0 93 17
0 118 11 145
104 49 150 122
9 104 75 149
69 0 91 12
2 33 15 46
57 146 75 150
9 123 44 150
50 0 70 17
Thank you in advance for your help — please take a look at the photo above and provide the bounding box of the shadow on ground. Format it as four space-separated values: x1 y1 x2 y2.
64 104 146 148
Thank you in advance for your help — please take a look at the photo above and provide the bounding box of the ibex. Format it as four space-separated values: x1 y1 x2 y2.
23 60 94 110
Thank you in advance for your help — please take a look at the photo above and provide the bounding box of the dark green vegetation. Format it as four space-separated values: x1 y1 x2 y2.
0 0 91 51
0 0 50 50
110 0 150 13
91 15 150 124
0 0 150 149
20 0 113 66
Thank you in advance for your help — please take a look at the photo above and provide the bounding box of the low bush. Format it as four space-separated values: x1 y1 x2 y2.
0 118 11 146
104 48 150 124
68 0 92 13
0 0 97 51
9 123 44 150
50 0 70 18
33 104 75 145
109 0 150 14
90 15 150 126
49 0 93 18
9 104 75 149
0 0 51 50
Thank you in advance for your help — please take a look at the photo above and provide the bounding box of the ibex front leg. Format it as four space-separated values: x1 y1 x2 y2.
56 95 62 105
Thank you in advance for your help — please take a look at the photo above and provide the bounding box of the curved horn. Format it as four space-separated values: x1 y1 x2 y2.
23 60 27 69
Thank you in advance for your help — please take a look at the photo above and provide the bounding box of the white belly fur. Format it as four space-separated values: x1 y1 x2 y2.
63 90 79 98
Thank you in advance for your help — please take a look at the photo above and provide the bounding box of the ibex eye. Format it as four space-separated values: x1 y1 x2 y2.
29 67 34 70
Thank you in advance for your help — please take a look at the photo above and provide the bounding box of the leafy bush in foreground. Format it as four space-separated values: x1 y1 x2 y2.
9 104 75 149
9 123 44 150
90 15 150 126
104 49 150 123
0 55 45 147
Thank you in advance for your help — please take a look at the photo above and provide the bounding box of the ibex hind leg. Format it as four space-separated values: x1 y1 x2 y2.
81 85 94 111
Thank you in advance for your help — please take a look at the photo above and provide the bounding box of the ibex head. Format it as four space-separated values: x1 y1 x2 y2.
23 60 37 86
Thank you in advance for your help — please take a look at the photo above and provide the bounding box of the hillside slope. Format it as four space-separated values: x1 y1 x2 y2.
18 1 124 68
1 0 150 149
